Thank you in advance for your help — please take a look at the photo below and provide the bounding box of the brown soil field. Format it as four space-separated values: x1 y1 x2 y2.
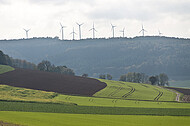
166 87 190 95
0 69 106 96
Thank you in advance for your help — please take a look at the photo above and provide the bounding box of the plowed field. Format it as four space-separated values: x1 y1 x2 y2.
0 69 106 96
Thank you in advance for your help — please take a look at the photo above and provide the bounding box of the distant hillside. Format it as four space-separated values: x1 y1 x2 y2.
0 36 190 80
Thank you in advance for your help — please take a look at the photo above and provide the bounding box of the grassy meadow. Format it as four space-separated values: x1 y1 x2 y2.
95 79 177 101
0 65 14 74
0 111 190 126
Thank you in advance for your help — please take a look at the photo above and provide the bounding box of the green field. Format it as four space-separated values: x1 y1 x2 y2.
0 65 14 74
0 111 190 126
0 65 190 126
1 101 190 115
0 85 61 103
94 79 177 101
1 84 189 108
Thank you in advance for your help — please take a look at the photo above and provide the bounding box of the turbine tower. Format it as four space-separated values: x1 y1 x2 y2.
70 27 77 40
60 23 66 40
111 24 116 38
158 30 162 36
89 23 97 39
139 24 147 37
76 22 84 40
23 29 30 39
120 27 125 38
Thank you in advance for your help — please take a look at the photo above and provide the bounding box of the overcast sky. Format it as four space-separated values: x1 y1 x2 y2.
0 0 190 40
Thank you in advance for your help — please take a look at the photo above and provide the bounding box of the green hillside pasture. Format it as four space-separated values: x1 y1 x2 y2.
0 111 190 126
0 65 14 74
55 94 190 108
94 79 176 101
0 101 190 116
0 84 189 108
0 85 67 104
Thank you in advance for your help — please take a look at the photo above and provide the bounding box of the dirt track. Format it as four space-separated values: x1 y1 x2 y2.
166 87 190 102
0 69 106 96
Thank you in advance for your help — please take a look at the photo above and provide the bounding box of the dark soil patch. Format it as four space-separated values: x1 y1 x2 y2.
0 121 21 126
183 95 190 103
0 69 106 96
166 87 190 95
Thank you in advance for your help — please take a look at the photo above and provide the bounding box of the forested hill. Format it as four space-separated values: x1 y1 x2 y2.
0 36 190 80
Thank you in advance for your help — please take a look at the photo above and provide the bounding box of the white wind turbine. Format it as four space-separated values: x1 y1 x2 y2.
23 28 30 39
76 22 84 40
111 23 116 38
120 27 125 38
70 27 77 40
60 23 66 40
139 24 147 36
89 23 97 39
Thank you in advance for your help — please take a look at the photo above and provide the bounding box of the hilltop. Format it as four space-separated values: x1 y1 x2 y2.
0 36 190 82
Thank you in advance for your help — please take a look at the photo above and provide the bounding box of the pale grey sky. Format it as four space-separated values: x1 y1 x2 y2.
0 0 190 40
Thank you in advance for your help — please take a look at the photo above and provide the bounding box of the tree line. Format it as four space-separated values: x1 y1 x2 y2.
119 72 169 86
0 50 36 69
37 60 75 76
0 50 75 76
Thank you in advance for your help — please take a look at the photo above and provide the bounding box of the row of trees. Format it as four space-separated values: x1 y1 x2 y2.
119 72 149 83
37 60 75 76
119 72 169 86
149 73 169 86
0 50 75 76
0 50 36 69
99 74 113 80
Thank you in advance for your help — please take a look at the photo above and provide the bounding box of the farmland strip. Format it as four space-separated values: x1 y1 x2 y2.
108 87 123 97
122 85 135 98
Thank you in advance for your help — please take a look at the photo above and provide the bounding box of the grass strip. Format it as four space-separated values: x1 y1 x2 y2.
0 101 190 116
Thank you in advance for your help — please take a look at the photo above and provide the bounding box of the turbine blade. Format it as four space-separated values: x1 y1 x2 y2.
60 23 63 27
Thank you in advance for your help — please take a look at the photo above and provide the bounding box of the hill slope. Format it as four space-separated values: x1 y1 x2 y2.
0 68 106 96
0 65 14 74
0 36 190 81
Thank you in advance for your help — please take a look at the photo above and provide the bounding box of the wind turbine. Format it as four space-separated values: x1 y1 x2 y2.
120 27 125 38
111 24 116 38
60 23 66 40
158 29 162 36
23 28 30 39
70 27 77 40
89 23 97 39
139 24 147 37
76 22 84 40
